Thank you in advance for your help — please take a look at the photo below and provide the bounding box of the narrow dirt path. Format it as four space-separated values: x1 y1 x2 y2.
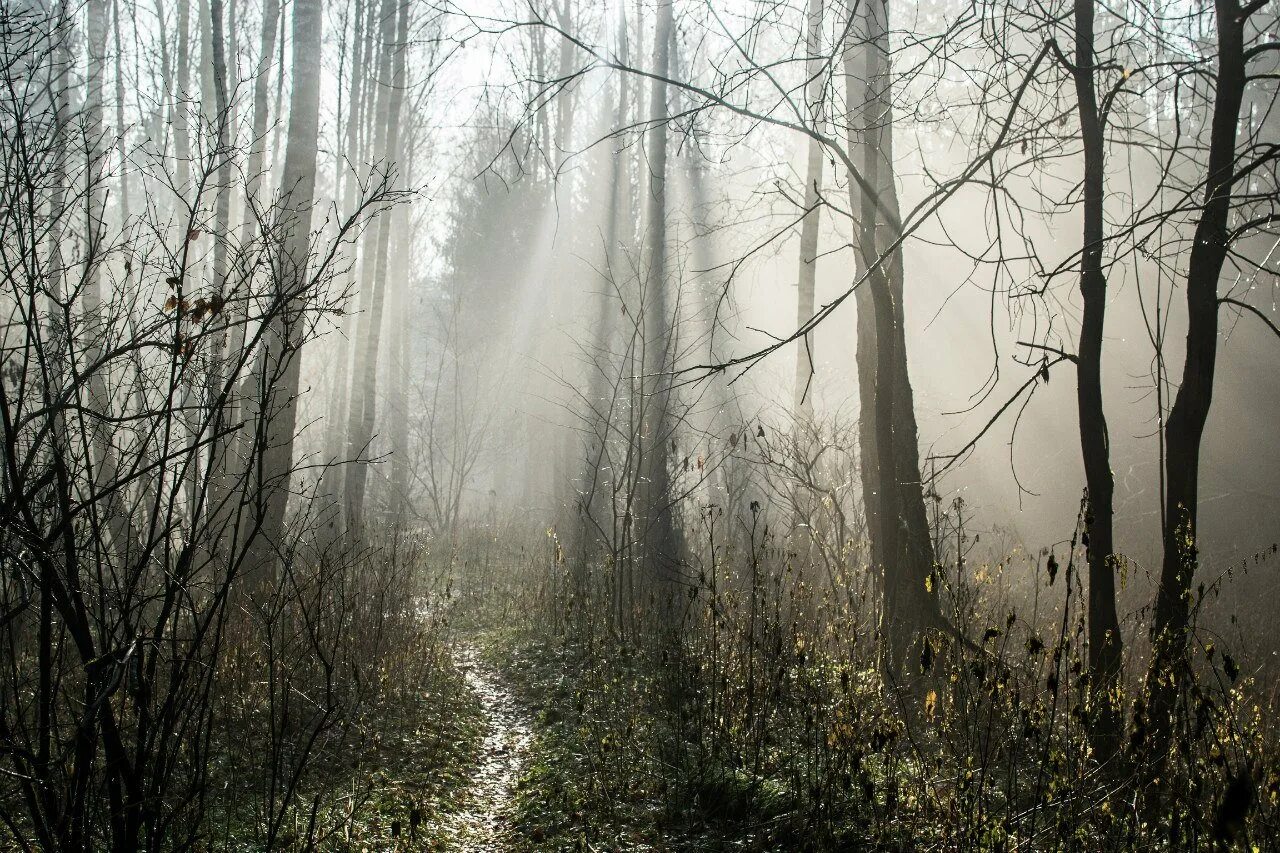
434 643 532 851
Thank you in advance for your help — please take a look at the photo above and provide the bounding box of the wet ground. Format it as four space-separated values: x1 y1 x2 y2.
433 644 532 851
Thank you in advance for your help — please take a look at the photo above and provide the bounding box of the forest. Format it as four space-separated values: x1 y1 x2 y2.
0 0 1278 848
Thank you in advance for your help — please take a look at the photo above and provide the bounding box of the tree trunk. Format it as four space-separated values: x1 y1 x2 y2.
111 0 130 223
198 0 214 127
387 114 417 527
639 0 680 597
80 0 149 563
269 0 287 181
386 215 412 526
794 0 824 417
321 0 367 532
208 0 230 320
575 9 631 626
1146 0 1246 772
1069 0 1123 758
212 0 280 548
343 0 407 533
242 0 280 229
248 0 324 573
174 0 191 192
847 0 939 670
342 0 393 531
553 0 576 161
841 8 886 597
85 0 108 275
201 0 233 550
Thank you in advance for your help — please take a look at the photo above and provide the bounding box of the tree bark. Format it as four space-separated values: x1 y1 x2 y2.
846 0 939 670
639 0 680 595
249 0 323 572
1069 0 1123 758
1146 0 1246 771
794 0 824 417
343 0 407 533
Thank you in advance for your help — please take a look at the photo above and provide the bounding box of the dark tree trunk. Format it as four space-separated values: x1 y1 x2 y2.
1070 0 1123 758
841 5 886 592
1146 0 1246 771
847 0 940 670
639 0 681 597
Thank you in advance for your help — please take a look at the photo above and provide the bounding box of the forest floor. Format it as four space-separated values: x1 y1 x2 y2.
432 643 533 851
422 624 785 852
444 630 755 853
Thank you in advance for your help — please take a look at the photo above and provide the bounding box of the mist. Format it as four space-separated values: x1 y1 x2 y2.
0 0 1278 847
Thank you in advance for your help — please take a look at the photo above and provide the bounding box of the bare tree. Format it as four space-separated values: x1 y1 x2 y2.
247 0 325 571
1146 0 1275 771
344 0 408 534
793 0 825 416
1059 0 1123 756
844 0 941 669
638 0 682 595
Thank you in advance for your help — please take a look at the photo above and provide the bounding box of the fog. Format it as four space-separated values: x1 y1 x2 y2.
367 0 1280 594
1 0 1278 846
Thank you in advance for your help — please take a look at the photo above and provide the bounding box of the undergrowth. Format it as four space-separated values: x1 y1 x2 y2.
464 525 1280 852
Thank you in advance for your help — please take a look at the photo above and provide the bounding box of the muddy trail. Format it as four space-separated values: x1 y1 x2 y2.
434 644 532 851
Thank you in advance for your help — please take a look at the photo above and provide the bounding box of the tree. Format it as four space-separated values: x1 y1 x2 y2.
793 0 825 416
1145 0 1266 770
638 0 682 596
343 0 408 534
1062 0 1123 757
248 0 324 571
844 0 940 669
321 0 368 532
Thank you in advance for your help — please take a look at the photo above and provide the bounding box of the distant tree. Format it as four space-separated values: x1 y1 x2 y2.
637 0 682 599
793 0 825 417
248 0 325 571
344 0 408 534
